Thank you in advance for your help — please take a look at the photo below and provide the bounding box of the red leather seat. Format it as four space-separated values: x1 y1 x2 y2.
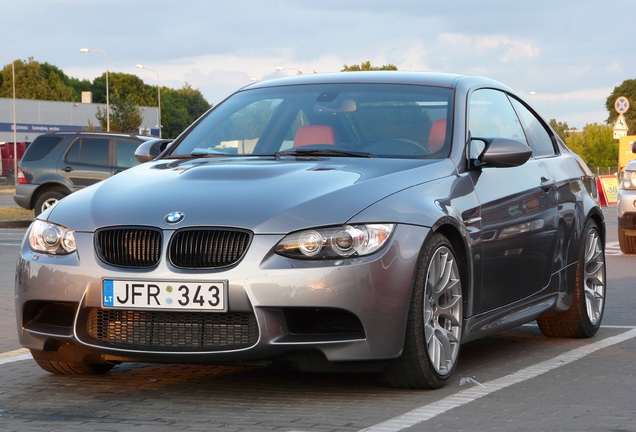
293 125 336 147
428 119 447 153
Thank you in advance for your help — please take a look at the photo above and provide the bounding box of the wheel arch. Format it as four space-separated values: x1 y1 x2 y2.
31 182 71 209
431 218 473 316
587 208 605 243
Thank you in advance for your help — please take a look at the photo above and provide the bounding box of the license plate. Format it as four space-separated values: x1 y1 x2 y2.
102 279 227 311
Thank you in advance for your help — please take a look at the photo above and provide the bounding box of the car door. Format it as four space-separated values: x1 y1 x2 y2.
59 136 111 190
468 89 560 314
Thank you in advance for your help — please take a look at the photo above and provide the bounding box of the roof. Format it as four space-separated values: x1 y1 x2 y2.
241 71 505 91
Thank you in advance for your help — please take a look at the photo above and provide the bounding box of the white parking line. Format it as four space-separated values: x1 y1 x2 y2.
361 326 636 432
2 327 635 432
0 348 31 365
605 241 624 256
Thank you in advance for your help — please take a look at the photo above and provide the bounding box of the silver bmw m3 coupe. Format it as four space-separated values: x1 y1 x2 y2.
15 71 606 389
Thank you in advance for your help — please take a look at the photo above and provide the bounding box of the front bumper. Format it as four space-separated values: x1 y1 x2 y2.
15 223 429 366
617 188 636 230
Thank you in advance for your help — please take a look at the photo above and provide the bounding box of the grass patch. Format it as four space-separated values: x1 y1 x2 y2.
0 206 33 221
0 186 33 221
0 185 16 194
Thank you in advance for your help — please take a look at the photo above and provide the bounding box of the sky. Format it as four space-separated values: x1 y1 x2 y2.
3 0 635 129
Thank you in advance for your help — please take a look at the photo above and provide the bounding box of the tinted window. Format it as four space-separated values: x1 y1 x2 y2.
21 136 64 162
115 140 141 168
173 84 454 159
65 138 109 166
510 98 556 157
469 89 527 144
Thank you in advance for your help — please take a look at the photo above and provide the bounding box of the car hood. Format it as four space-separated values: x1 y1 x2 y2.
46 156 455 233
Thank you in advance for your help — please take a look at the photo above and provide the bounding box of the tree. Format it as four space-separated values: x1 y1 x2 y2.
341 61 398 72
160 84 212 138
565 124 617 169
0 57 76 101
95 92 143 133
605 79 636 134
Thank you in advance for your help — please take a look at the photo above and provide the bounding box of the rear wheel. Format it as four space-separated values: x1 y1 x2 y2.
34 190 68 216
538 220 605 338
383 233 463 389
618 226 636 254
30 350 115 375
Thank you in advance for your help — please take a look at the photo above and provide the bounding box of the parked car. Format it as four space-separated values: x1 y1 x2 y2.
618 147 636 253
13 131 157 216
15 72 606 389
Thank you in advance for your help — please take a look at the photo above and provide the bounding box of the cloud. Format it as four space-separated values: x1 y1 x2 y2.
439 33 540 62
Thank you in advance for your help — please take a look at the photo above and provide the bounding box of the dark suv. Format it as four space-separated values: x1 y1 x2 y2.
14 131 154 216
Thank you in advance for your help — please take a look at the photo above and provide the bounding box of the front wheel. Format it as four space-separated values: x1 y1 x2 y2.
30 349 115 376
383 233 463 389
538 219 606 338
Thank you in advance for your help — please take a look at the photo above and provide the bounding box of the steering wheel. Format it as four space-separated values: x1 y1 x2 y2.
390 138 431 155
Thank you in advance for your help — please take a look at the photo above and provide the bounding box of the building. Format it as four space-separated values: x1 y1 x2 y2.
0 96 160 143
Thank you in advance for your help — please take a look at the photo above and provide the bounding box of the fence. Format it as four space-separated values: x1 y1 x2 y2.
592 167 618 177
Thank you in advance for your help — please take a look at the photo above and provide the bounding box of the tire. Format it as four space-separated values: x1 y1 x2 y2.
383 232 463 389
537 220 606 338
34 190 68 217
30 350 114 376
618 226 636 254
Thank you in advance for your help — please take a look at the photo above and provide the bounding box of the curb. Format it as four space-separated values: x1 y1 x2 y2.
0 220 32 228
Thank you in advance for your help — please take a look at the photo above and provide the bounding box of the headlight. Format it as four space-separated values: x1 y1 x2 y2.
622 171 636 190
276 224 394 259
28 220 76 254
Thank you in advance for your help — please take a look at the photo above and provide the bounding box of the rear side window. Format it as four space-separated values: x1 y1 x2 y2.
21 136 65 162
115 139 142 168
509 98 556 157
65 137 110 166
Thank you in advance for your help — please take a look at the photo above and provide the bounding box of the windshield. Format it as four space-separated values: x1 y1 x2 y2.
171 83 453 159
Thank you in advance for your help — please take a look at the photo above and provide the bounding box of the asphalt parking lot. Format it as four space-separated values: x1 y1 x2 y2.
0 207 634 432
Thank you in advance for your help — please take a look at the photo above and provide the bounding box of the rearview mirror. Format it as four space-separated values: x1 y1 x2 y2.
135 139 173 163
471 137 532 168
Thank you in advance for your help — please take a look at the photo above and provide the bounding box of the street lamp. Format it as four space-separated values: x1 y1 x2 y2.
136 64 161 137
276 66 303 75
80 48 110 131
0 56 17 185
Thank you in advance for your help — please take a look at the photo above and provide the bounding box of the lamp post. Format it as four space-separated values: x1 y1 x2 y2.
80 48 110 131
136 64 161 137
0 56 17 185
276 66 303 75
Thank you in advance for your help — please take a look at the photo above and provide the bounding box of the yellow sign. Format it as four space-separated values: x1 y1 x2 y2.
619 135 636 173
598 175 619 205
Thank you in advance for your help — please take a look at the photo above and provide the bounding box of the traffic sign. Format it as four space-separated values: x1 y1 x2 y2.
613 113 628 139
615 96 629 113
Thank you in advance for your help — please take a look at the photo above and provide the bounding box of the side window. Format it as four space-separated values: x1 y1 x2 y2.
469 89 527 144
115 140 141 168
65 138 109 166
510 98 556 157
21 136 64 162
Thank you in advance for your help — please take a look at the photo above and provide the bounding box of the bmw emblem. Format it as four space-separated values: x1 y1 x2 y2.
164 211 185 225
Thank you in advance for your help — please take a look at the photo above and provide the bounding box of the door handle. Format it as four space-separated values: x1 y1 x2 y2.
62 166 73 172
540 177 556 192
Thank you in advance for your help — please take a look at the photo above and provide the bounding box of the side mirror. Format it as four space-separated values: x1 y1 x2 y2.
631 141 636 153
471 137 532 168
135 139 173 163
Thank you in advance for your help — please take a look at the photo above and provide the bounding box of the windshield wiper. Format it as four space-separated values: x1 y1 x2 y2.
276 148 375 158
